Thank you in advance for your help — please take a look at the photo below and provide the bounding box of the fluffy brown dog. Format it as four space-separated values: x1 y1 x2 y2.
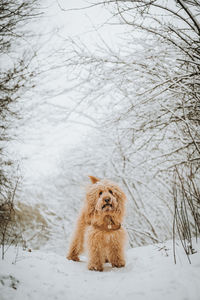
67 176 127 271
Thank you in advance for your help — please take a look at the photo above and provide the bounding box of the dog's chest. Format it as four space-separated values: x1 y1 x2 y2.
104 233 112 245
102 231 119 247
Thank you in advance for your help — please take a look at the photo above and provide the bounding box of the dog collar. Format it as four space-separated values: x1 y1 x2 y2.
92 223 121 232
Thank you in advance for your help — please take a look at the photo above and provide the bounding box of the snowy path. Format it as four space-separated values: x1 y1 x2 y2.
0 241 200 300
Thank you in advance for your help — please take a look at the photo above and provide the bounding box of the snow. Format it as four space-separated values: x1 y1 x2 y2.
1 240 200 300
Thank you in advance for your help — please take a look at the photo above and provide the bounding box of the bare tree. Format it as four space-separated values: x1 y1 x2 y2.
57 0 200 249
0 0 42 257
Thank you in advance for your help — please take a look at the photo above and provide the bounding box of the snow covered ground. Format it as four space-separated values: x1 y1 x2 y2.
0 240 200 300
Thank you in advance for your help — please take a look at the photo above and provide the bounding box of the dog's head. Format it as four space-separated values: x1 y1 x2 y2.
85 176 126 217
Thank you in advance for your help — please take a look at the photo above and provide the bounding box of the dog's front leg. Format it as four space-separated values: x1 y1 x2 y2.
108 232 126 268
87 233 104 271
88 247 104 272
67 211 86 262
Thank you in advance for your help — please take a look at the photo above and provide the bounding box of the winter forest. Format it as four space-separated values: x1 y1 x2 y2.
0 1 200 299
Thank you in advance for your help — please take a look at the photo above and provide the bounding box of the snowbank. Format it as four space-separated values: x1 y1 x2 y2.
0 240 199 300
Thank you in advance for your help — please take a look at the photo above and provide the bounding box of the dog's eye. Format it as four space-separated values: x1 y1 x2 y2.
99 191 103 196
109 190 113 195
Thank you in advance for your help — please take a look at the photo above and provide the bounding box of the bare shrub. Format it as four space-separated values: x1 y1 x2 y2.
0 180 25 259
173 165 200 263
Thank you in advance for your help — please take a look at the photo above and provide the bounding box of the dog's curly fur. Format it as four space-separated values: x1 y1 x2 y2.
67 176 127 271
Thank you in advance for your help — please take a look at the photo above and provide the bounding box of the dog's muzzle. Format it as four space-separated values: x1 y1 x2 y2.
102 203 113 210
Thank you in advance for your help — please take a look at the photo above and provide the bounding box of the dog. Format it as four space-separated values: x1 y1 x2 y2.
67 176 127 271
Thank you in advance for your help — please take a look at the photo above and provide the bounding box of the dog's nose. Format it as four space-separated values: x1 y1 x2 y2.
104 198 111 203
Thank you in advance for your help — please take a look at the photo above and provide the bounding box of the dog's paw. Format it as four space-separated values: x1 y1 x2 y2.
67 254 80 262
88 264 103 272
111 259 125 268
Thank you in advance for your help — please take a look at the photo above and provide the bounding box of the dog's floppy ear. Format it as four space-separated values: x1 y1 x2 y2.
89 175 100 184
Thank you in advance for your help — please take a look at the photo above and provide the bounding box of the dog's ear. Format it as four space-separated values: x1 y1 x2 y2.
88 175 100 184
